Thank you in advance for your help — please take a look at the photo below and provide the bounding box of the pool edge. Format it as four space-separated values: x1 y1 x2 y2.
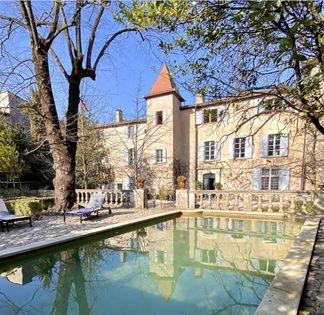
255 216 320 315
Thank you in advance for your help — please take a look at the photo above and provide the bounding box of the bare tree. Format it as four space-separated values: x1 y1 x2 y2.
0 1 142 210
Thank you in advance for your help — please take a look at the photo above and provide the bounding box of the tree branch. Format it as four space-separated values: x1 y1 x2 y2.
93 28 139 71
86 1 107 69
49 48 69 80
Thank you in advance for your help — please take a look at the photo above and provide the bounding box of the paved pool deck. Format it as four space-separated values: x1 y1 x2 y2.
0 207 322 314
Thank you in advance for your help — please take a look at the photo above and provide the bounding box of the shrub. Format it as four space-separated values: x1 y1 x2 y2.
195 181 203 190
5 197 54 218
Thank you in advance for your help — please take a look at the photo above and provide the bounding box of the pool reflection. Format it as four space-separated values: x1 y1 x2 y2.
0 216 302 315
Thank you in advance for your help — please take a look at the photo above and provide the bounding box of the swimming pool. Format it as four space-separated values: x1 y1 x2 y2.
0 215 303 315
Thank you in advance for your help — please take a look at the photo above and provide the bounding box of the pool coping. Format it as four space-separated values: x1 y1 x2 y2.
255 216 320 315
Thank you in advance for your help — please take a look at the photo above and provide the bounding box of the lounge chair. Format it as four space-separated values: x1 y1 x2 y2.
63 193 110 223
0 197 32 232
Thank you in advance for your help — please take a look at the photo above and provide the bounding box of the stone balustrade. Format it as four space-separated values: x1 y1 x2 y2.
76 189 134 207
189 190 317 214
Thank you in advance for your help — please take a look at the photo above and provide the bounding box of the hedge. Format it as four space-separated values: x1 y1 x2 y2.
5 197 54 218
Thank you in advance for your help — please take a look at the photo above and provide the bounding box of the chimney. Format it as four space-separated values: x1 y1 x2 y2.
115 109 123 123
195 93 205 104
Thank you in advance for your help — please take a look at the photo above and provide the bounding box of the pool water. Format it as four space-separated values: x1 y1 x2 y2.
0 216 303 315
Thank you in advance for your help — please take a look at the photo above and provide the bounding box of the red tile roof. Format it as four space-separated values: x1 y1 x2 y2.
145 64 184 102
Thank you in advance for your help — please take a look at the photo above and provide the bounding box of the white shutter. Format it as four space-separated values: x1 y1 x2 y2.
152 149 156 163
153 112 157 126
195 110 203 125
280 133 289 156
124 126 129 137
252 168 261 190
227 138 234 160
212 217 219 229
260 135 268 157
162 149 167 163
124 149 129 165
122 177 129 190
162 110 167 124
215 141 221 160
279 168 290 190
198 143 205 162
245 136 253 158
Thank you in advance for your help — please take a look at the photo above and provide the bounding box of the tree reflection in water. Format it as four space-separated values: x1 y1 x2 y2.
0 216 302 315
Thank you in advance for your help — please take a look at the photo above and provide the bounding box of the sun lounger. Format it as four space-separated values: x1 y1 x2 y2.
63 193 110 223
0 198 32 232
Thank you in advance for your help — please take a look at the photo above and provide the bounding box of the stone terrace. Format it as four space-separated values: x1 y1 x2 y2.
0 207 175 251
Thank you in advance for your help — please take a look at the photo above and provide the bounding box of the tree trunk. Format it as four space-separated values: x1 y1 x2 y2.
33 45 76 211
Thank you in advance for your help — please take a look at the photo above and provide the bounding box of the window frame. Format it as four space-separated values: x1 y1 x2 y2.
156 111 163 125
234 137 246 159
267 134 282 157
204 141 215 161
261 168 280 190
128 125 135 138
128 148 136 165
155 149 163 163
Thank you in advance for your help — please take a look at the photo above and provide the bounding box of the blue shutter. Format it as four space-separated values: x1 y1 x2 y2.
198 143 205 162
280 133 289 156
196 110 203 125
252 168 261 190
279 168 290 190
245 136 253 158
260 135 268 157
228 138 234 160
215 140 221 160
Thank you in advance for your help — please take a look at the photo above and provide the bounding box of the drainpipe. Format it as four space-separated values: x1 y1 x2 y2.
300 124 307 191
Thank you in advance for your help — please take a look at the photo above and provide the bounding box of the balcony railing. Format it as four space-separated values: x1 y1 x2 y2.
76 189 133 207
191 190 316 214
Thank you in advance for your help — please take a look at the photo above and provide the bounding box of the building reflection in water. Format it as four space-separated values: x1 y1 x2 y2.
0 216 302 314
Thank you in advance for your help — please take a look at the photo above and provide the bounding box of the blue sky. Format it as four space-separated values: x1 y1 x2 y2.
0 1 195 125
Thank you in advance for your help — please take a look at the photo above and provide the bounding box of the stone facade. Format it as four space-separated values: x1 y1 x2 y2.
98 65 324 195
0 91 30 132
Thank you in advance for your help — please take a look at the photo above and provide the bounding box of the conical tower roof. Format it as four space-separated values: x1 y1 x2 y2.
145 64 184 102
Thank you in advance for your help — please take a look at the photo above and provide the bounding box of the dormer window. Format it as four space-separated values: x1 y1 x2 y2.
203 109 218 123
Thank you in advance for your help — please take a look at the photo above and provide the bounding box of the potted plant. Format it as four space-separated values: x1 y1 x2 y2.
214 182 222 190
137 177 145 189
195 181 203 190
177 176 187 189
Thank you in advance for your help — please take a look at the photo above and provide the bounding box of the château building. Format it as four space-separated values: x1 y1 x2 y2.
98 65 323 195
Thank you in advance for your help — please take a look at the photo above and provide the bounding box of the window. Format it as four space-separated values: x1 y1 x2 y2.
234 137 246 159
204 141 215 160
203 109 218 123
268 134 282 156
261 133 288 157
155 149 166 163
156 111 163 125
128 148 135 165
261 168 280 190
128 125 135 138
129 176 135 190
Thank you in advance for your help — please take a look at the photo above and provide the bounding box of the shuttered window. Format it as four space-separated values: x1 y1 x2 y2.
234 137 246 158
204 141 215 160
